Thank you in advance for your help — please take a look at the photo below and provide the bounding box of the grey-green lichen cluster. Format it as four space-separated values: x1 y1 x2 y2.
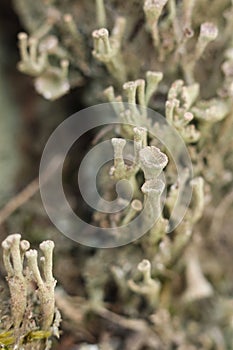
1 0 233 349
0 234 60 350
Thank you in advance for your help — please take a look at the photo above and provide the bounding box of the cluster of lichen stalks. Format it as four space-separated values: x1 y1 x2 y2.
14 0 233 100
6 0 233 348
0 234 60 350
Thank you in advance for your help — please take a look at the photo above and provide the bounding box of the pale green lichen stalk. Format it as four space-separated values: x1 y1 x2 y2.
92 17 126 83
26 240 56 331
2 234 29 329
128 259 161 307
